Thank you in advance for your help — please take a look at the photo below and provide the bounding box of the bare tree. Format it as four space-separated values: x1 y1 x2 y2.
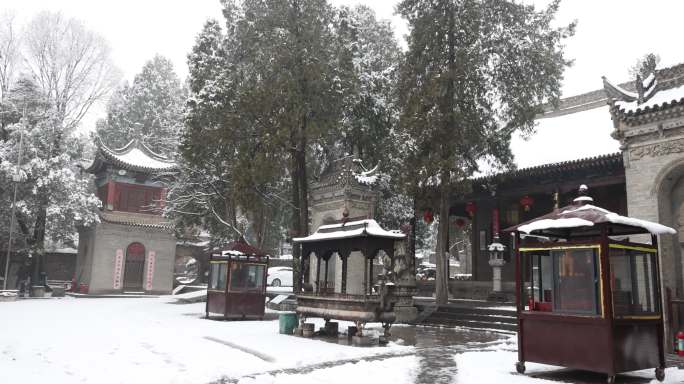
0 11 20 101
22 11 121 130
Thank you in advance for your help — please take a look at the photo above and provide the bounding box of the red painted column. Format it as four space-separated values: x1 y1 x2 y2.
159 188 167 210
492 208 500 236
106 180 116 210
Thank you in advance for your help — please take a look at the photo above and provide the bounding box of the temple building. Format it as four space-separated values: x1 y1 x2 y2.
448 63 684 306
604 63 684 342
75 138 177 294
441 62 684 348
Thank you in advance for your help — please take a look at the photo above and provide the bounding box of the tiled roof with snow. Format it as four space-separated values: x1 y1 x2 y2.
474 152 622 183
315 156 380 189
354 163 380 185
293 219 405 243
614 83 684 115
86 138 177 174
510 105 620 170
100 211 174 231
605 63 684 120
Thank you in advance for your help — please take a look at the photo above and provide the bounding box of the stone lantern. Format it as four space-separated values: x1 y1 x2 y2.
488 234 506 293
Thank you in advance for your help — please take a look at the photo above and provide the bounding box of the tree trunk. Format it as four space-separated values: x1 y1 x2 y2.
435 170 450 305
290 116 310 294
293 123 309 293
410 196 417 277
290 145 301 292
224 197 238 239
32 195 48 285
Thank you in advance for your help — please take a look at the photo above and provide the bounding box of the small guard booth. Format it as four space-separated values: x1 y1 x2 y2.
205 239 269 320
506 185 676 383
293 219 406 337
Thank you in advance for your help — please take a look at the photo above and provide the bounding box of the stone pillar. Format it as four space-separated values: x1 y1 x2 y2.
487 234 509 302
489 258 505 292
393 239 418 323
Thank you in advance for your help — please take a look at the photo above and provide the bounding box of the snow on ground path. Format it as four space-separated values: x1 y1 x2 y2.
454 335 684 384
235 355 418 384
0 297 411 384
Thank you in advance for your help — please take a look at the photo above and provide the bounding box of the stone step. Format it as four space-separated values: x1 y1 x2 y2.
429 310 517 325
420 317 518 332
416 303 516 317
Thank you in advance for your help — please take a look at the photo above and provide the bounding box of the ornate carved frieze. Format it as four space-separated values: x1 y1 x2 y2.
624 127 684 149
629 138 684 160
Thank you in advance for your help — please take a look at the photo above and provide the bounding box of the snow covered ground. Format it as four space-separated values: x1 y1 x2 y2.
2 297 684 384
0 297 411 384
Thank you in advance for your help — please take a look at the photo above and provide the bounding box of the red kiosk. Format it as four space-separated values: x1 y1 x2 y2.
205 239 269 320
507 185 676 383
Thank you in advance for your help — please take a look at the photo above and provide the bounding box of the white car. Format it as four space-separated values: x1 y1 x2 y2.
267 266 293 287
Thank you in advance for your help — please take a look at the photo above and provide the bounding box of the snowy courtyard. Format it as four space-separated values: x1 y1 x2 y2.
1 296 684 384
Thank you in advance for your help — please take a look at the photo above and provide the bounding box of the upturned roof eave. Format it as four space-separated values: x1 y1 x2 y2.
87 137 178 174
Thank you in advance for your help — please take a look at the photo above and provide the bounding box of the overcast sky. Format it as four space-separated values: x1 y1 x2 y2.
4 0 684 130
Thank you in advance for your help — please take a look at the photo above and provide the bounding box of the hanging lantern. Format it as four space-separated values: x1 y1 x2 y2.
465 201 477 217
423 209 434 224
454 217 466 228
520 195 535 212
400 223 412 234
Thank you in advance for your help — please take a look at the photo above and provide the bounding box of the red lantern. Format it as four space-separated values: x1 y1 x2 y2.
465 201 476 217
454 218 466 228
423 209 434 224
520 195 535 212
400 223 412 234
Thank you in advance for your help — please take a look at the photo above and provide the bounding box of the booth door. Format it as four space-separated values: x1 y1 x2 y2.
123 243 145 291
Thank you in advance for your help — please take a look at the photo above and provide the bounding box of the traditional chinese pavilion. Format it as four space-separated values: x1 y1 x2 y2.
75 138 177 294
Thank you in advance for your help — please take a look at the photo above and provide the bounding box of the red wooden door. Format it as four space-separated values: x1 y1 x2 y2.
123 243 145 290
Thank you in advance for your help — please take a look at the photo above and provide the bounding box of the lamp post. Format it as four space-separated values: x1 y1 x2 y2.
488 233 506 293
3 125 24 291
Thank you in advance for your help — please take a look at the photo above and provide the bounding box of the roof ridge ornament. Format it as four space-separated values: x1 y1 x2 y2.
603 71 658 106
573 184 594 205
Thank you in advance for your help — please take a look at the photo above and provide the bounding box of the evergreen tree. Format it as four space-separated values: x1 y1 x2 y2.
178 18 285 250
175 20 244 243
96 55 185 154
328 5 401 167
0 78 100 279
181 2 403 286
396 0 574 304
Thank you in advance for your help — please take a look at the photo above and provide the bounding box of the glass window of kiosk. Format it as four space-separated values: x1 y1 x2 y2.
524 246 600 316
609 245 659 318
209 263 227 290
229 263 265 292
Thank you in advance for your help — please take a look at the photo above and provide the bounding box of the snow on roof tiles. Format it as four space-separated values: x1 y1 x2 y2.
615 83 684 115
112 147 176 171
510 105 620 169
88 137 177 173
293 219 405 243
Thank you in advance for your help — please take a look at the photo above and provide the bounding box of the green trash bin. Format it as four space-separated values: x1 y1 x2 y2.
279 312 298 335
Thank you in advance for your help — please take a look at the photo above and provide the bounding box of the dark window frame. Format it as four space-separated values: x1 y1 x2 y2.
522 246 601 317
228 263 266 293
609 244 659 319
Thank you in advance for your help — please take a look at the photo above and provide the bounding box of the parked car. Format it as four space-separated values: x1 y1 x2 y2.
267 266 293 287
416 266 436 281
